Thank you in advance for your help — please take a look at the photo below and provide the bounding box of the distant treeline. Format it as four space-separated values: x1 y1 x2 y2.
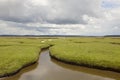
104 35 120 37
0 35 98 37
0 35 120 37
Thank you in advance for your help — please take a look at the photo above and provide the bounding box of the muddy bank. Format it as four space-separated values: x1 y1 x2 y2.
1 49 120 80
0 61 36 78
49 52 120 73
0 46 50 78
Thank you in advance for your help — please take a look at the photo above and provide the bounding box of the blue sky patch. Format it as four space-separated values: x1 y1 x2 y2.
102 0 120 8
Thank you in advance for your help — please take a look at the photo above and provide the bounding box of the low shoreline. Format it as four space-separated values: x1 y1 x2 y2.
0 46 50 78
0 61 36 78
1 45 120 78
49 52 120 73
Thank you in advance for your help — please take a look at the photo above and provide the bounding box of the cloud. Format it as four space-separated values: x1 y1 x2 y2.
102 0 120 8
0 0 102 24
0 20 43 35
0 0 120 35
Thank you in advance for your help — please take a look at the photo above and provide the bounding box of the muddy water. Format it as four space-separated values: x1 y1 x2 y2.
1 50 120 80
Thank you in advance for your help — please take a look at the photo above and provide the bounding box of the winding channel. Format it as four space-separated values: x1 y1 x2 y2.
1 49 120 80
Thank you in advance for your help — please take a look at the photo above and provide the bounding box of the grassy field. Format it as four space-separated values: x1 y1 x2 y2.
50 37 120 72
0 37 51 77
0 37 120 77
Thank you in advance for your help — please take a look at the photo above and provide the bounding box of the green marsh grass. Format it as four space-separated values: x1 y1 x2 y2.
0 37 50 77
50 37 120 71
0 37 120 77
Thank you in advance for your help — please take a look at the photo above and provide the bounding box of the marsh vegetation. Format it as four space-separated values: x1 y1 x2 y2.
0 37 120 79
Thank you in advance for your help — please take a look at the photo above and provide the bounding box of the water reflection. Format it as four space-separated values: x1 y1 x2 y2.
51 58 120 80
1 63 38 80
1 50 120 80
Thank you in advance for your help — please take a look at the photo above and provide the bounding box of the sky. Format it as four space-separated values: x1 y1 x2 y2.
0 0 120 36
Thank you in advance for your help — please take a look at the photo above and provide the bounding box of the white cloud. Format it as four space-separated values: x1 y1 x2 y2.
0 0 120 35
0 20 42 35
